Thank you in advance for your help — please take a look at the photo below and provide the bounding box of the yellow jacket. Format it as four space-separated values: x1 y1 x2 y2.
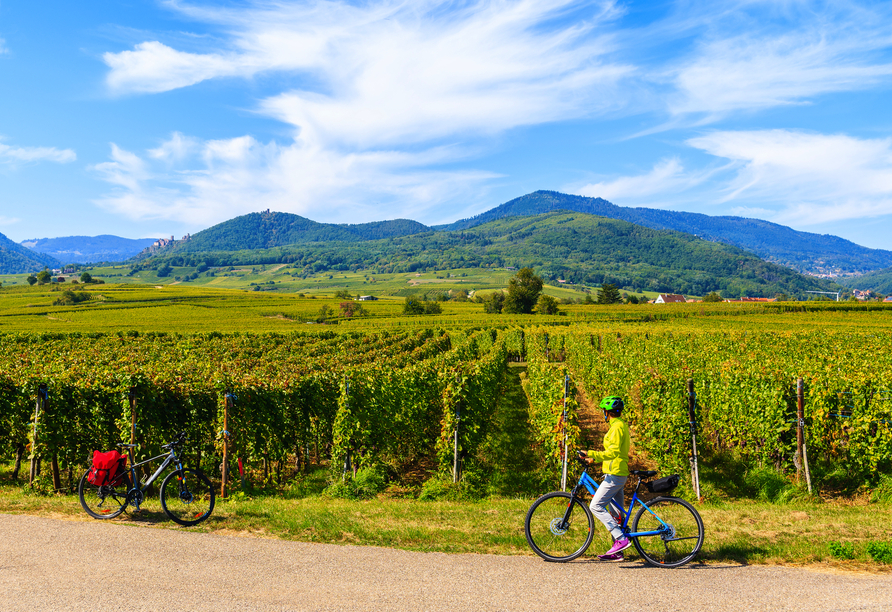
587 416 630 476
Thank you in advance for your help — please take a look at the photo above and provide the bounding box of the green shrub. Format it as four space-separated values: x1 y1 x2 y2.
828 541 855 560
322 467 387 500
419 473 483 501
867 541 892 564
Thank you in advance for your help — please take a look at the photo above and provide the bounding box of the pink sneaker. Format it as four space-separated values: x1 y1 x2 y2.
601 537 631 557
598 552 624 561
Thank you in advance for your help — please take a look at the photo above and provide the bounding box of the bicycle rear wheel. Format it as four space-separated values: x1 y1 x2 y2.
631 496 704 567
525 491 594 562
160 468 215 526
78 471 130 519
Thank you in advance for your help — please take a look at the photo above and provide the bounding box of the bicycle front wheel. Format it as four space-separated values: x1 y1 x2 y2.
78 471 130 519
631 496 704 567
160 468 215 526
525 491 594 562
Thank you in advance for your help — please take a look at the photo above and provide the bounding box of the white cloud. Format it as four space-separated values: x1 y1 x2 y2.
91 134 499 226
0 141 76 164
687 129 892 224
0 37 7 54
666 2 892 118
104 41 253 94
0 216 21 227
573 158 714 203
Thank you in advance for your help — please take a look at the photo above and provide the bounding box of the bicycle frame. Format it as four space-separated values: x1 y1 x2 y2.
123 447 184 496
569 470 670 539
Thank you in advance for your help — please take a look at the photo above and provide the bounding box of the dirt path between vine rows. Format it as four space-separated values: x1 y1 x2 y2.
2 513 889 612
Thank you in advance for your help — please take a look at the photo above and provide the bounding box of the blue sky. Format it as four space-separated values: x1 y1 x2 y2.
2 0 892 249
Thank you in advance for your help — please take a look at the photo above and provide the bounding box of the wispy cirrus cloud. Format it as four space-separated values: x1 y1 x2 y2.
0 37 8 55
687 129 892 224
665 1 892 119
573 158 717 203
0 140 76 165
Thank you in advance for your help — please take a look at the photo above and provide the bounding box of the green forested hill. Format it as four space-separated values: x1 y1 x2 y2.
152 211 429 255
0 232 60 274
139 212 842 298
438 191 892 275
849 268 892 294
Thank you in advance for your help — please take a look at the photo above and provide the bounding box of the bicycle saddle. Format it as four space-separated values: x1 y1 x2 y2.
630 470 658 477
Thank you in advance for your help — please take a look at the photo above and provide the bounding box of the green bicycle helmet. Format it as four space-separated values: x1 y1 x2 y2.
599 396 624 420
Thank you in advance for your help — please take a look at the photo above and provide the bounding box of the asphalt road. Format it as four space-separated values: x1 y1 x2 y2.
1 513 890 612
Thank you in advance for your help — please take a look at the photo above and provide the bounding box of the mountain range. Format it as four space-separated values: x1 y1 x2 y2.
132 209 843 298
144 190 892 278
4 190 890 293
436 191 892 276
21 235 156 264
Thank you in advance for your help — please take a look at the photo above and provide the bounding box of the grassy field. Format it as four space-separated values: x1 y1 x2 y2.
3 280 891 334
0 265 607 301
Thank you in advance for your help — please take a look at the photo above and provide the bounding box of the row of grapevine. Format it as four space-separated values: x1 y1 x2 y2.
555 328 892 479
330 329 509 478
0 329 464 487
521 330 580 473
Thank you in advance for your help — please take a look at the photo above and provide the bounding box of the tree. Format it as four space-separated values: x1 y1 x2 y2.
36 269 52 285
703 291 723 303
403 297 441 315
340 302 366 318
503 267 543 314
403 297 425 315
26 276 37 286
316 304 332 323
536 294 559 315
481 291 505 314
597 283 622 304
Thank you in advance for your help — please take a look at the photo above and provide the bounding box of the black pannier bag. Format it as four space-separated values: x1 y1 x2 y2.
645 473 680 494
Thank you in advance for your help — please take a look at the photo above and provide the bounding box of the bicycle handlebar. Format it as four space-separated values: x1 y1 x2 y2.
162 431 188 450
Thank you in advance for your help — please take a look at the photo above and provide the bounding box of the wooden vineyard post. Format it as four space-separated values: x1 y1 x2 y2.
796 378 813 494
221 392 233 498
342 378 352 480
453 373 462 484
560 374 570 492
29 384 48 485
687 379 701 502
128 388 137 446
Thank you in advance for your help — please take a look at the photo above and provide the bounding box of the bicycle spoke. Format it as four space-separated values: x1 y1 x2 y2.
525 492 594 562
631 498 704 568
160 468 215 526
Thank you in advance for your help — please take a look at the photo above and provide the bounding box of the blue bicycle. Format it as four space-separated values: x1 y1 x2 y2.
525 452 704 567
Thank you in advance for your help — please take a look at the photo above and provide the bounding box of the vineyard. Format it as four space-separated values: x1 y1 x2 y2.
1 287 892 498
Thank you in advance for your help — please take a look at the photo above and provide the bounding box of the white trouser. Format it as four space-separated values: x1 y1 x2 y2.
589 474 627 540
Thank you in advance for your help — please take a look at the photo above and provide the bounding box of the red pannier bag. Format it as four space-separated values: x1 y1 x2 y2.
87 450 127 486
